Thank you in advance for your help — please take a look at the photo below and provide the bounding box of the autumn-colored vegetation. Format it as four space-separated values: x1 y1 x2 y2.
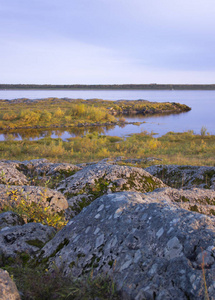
0 130 215 166
0 98 190 130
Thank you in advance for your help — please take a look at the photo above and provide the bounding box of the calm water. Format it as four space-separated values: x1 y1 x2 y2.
0 89 214 141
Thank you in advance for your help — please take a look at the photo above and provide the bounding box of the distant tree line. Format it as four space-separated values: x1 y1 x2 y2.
1 84 215 90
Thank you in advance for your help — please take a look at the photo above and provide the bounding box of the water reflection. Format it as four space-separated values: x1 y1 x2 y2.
0 124 118 141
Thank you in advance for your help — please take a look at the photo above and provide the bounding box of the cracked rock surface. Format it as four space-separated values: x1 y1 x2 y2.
0 161 29 186
0 223 56 263
41 191 215 300
0 211 25 230
57 161 166 216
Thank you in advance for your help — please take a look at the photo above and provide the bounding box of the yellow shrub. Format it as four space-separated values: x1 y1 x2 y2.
54 107 64 118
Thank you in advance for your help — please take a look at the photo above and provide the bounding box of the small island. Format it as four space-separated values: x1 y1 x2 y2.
0 98 191 131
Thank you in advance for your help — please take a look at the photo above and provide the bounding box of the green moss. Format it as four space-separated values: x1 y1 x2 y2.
58 169 77 177
77 253 85 259
190 205 199 213
20 252 31 264
181 196 190 202
70 197 92 215
209 209 215 216
49 238 69 258
203 170 215 188
192 178 204 186
126 174 137 189
26 239 46 249
69 261 75 268
144 176 158 192
83 255 102 273
108 260 114 267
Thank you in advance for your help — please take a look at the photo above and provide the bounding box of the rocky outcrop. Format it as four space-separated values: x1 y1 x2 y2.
0 161 29 186
18 159 81 184
145 165 215 189
0 269 21 300
0 184 68 213
0 159 81 188
0 223 56 265
57 162 166 216
40 191 215 300
1 159 215 299
0 211 25 230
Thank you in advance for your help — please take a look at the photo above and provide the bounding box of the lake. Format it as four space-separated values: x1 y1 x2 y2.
0 89 214 141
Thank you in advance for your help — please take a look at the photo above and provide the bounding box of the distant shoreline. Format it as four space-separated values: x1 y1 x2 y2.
1 84 215 90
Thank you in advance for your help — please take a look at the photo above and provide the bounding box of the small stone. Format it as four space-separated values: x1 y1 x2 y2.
156 227 164 239
96 234 104 248
119 259 132 271
94 227 100 235
97 204 104 212
134 250 142 263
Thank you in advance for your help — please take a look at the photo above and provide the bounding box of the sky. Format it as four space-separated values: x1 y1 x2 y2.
0 0 215 84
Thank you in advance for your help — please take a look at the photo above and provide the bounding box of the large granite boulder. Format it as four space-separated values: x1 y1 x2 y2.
145 165 215 189
40 191 215 300
0 161 28 186
0 222 56 265
57 162 166 216
0 184 68 213
0 269 21 300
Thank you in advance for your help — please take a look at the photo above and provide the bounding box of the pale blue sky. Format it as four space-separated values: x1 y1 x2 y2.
1 0 215 84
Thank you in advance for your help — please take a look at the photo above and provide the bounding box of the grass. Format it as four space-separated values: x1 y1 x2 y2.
0 224 120 299
3 259 120 300
0 130 215 166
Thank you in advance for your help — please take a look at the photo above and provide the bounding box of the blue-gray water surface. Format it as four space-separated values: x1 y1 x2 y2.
0 90 214 141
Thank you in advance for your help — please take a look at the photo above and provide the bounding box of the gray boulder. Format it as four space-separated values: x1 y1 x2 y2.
40 191 215 300
0 269 21 300
18 159 81 185
0 222 56 265
0 184 68 213
0 161 28 186
145 165 215 189
57 162 166 216
0 211 25 230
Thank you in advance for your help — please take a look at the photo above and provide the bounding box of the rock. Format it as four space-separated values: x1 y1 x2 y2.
0 222 56 265
40 191 215 299
145 165 215 189
0 184 68 213
18 159 81 185
57 161 166 216
0 269 21 300
0 212 25 230
146 187 215 217
0 161 29 186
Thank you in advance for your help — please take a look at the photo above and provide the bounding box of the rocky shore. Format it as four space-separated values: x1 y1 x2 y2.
0 159 215 299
